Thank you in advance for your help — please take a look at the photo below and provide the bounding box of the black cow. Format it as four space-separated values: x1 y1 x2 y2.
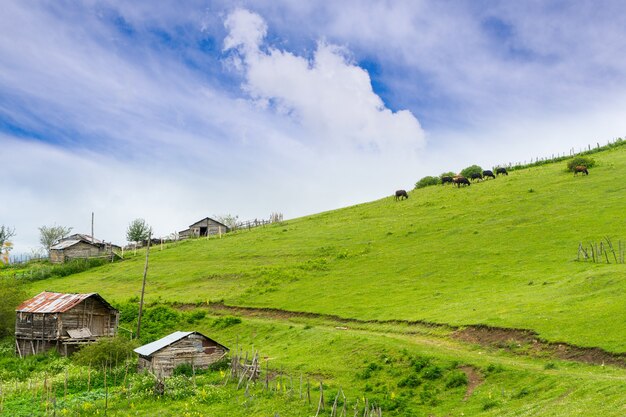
482 170 495 179
574 165 589 175
496 167 508 176
395 189 409 200
452 176 470 187
441 176 454 185
470 172 483 181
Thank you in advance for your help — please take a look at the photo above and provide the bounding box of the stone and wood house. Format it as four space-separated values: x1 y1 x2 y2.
49 234 121 264
134 331 229 377
15 291 119 357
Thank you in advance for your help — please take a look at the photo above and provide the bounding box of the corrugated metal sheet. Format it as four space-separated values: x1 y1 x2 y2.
16 291 112 313
134 331 194 357
50 239 82 250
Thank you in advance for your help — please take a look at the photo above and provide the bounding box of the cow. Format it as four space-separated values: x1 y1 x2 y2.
395 189 409 200
441 176 454 185
452 176 470 187
482 170 495 179
496 167 508 176
470 172 483 182
574 165 589 175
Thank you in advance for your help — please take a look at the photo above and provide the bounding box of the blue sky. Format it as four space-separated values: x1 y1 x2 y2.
2 1 626 254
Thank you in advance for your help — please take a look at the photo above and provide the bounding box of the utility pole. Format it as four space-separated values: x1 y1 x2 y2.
136 231 152 339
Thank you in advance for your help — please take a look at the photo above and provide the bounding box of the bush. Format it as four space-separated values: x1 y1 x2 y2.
211 316 242 329
173 362 194 377
415 176 440 189
73 337 138 367
460 165 483 178
445 370 468 388
566 156 595 171
440 171 456 178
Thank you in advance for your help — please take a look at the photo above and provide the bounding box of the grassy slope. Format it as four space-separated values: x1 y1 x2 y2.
28 145 626 352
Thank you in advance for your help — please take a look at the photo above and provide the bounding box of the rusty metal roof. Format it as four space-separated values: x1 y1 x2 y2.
16 291 117 314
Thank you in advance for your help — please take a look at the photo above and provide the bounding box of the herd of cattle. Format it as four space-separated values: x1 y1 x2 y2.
394 164 590 200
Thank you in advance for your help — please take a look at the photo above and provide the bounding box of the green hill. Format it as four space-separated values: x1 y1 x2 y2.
30 143 626 351
4 142 626 416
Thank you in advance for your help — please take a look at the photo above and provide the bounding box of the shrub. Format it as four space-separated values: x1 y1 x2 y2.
398 374 421 388
73 337 138 367
421 364 443 380
211 316 242 329
566 156 595 171
173 362 194 377
460 165 483 178
415 176 440 189
445 370 468 388
440 171 456 178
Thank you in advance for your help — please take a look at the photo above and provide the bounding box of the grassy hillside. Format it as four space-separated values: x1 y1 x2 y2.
27 144 626 352
3 143 626 416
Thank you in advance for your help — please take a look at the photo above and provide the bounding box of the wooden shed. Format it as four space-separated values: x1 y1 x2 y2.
179 217 229 239
15 291 119 357
49 234 121 264
134 331 229 377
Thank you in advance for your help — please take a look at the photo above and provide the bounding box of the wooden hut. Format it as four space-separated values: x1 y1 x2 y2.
49 234 121 264
15 291 119 357
134 331 229 377
179 217 229 239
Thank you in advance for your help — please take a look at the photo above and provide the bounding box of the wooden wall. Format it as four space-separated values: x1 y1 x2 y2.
138 334 227 377
15 297 118 357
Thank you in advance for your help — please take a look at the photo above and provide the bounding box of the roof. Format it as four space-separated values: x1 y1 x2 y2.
134 331 229 357
188 217 229 229
16 291 118 314
50 239 84 250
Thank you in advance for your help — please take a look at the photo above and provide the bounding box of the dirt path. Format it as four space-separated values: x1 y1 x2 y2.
199 302 626 369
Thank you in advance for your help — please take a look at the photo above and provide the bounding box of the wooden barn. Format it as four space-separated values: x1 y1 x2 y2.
49 234 121 264
134 331 229 377
179 217 229 239
15 291 119 357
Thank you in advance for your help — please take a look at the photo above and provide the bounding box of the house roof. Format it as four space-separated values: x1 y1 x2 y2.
50 239 84 250
134 331 229 357
16 291 117 314
188 217 229 229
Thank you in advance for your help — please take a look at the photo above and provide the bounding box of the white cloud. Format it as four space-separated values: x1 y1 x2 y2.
223 8 425 154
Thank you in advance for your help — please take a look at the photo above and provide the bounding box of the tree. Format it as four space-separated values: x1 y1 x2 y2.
126 218 151 244
0 225 16 264
215 214 239 231
460 165 483 178
39 225 73 254
0 225 15 248
415 176 440 189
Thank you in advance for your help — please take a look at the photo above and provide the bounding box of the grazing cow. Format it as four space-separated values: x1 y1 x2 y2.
452 176 470 187
441 176 454 185
496 167 508 176
574 165 589 175
395 189 409 200
470 172 483 181
482 170 495 179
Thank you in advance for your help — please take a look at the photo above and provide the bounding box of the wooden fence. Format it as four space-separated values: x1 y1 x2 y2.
578 237 625 264
227 350 384 417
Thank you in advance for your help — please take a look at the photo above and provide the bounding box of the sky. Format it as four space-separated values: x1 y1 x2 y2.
2 1 626 256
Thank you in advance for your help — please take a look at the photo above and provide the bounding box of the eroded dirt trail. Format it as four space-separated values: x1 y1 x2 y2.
196 302 626 370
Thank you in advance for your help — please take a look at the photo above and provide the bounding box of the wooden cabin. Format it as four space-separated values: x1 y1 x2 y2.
179 217 229 239
15 291 119 357
134 331 229 377
49 234 121 264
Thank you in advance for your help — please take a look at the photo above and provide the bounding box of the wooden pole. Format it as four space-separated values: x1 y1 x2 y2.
136 232 152 339
91 212 94 244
